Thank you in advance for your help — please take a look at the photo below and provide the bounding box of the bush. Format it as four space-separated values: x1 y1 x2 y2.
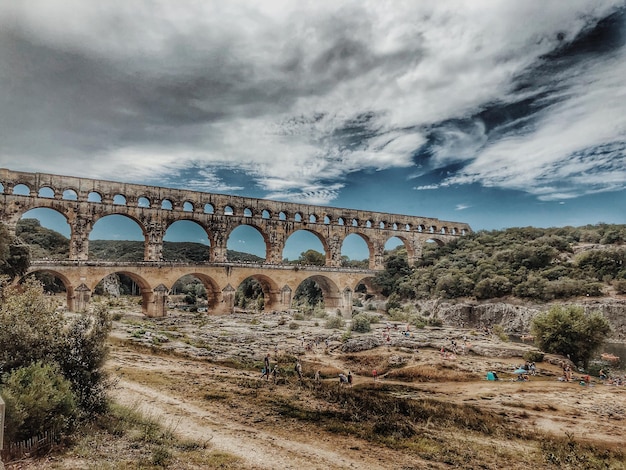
0 277 112 421
531 306 611 367
1 361 77 443
350 313 372 333
523 351 544 363
325 315 345 329
614 279 626 294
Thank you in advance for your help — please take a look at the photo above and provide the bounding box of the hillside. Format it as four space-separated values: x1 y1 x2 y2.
375 224 626 303
16 219 263 263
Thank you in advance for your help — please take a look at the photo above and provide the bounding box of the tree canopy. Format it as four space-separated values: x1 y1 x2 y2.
531 305 612 368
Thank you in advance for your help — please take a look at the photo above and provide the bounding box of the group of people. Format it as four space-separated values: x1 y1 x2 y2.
260 353 303 384
338 371 353 386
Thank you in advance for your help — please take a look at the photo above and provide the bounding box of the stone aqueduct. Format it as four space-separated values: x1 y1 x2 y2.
0 168 472 317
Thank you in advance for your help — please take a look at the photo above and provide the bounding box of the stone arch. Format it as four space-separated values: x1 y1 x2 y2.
12 183 30 195
88 191 102 203
171 272 221 311
163 219 211 261
38 186 55 198
425 237 445 247
183 201 194 212
235 274 280 311
93 270 156 316
113 194 127 205
63 188 78 200
22 268 75 311
89 213 147 260
384 235 416 265
262 209 271 219
226 223 270 262
283 228 330 264
295 275 342 312
352 276 378 295
16 207 72 258
138 196 151 208
340 232 373 266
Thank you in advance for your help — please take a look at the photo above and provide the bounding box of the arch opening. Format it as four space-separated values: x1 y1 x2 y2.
17 208 71 260
283 230 327 264
89 214 144 261
227 225 267 262
163 220 210 262
340 233 370 268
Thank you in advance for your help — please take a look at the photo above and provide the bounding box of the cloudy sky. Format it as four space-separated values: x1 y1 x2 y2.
1 0 625 233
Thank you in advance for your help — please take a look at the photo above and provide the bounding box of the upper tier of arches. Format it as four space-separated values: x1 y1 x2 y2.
0 168 471 269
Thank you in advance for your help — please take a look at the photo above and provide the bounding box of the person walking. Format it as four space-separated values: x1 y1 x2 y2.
262 353 271 380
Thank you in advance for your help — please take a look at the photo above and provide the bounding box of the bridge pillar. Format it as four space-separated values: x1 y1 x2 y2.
279 285 292 311
341 287 353 318
143 284 168 317
214 284 235 314
145 223 165 261
68 218 91 261
74 283 91 313
327 233 343 267
372 240 386 270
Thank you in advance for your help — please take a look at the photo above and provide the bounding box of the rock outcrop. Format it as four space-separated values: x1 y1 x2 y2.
413 298 626 339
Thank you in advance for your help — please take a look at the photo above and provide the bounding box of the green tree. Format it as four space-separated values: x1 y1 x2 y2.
0 223 31 279
531 306 611 368
1 362 77 443
0 276 112 422
297 249 325 266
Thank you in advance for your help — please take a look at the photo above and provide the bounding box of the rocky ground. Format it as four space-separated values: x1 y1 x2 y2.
6 304 626 469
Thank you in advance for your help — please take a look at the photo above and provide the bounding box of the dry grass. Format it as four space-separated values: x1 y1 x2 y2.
384 363 478 382
4 403 248 470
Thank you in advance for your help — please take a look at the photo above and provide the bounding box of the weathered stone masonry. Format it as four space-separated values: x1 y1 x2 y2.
0 168 472 317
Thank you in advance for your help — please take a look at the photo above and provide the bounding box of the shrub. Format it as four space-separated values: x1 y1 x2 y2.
350 313 372 333
531 306 611 368
325 315 345 329
614 279 626 294
523 351 544 363
1 361 77 443
0 277 112 418
492 325 509 342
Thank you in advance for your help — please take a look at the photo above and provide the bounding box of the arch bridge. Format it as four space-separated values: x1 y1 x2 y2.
0 168 472 317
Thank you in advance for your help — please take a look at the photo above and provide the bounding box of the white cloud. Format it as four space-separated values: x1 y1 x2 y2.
0 0 623 206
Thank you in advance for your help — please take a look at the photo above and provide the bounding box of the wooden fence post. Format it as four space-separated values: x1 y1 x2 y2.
0 395 4 470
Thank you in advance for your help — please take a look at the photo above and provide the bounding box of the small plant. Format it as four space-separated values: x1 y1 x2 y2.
492 324 509 342
350 313 372 333
325 315 345 329
288 321 299 330
523 351 544 363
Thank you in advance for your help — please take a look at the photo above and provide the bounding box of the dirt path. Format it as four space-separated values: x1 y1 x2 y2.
108 347 435 470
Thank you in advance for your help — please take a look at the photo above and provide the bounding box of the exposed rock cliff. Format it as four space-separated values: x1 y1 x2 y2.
413 298 626 340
